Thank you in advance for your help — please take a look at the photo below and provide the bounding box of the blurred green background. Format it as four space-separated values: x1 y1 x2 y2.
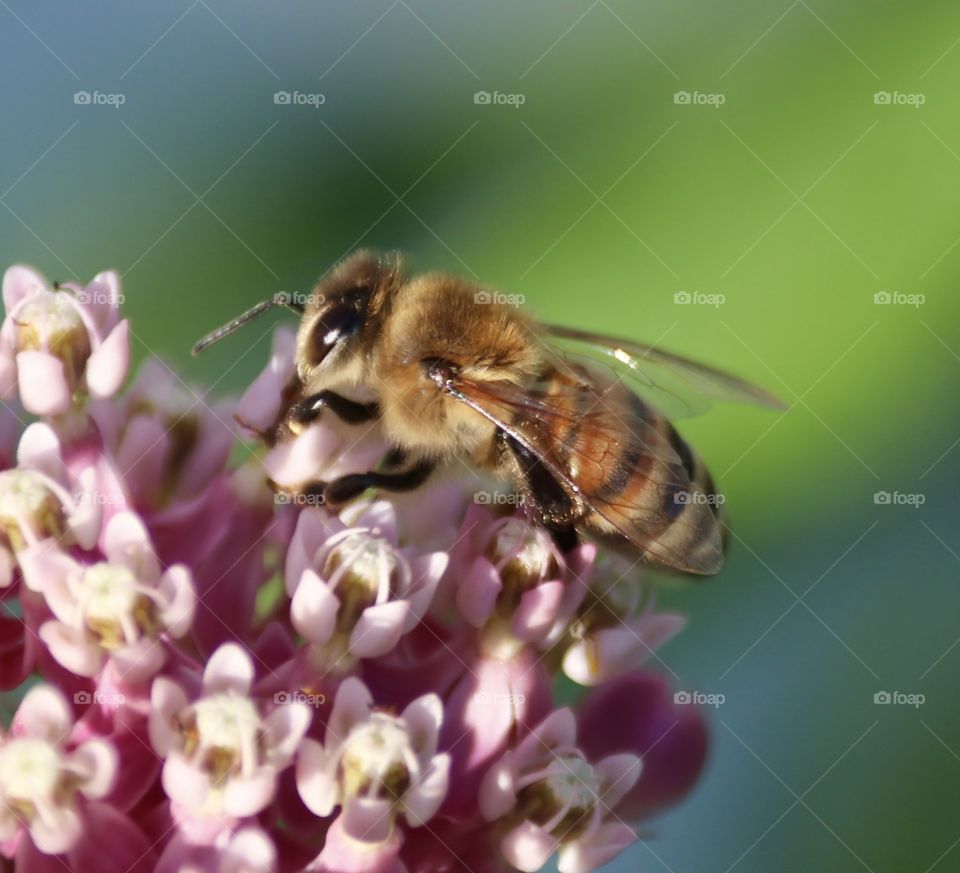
3 1 959 870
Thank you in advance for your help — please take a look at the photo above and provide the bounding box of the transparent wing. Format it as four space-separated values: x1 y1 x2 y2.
544 324 786 420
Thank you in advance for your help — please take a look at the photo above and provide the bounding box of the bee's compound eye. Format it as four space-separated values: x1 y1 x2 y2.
307 297 364 366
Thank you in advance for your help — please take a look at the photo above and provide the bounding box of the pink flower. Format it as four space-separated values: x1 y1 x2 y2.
479 708 640 873
296 678 450 847
149 642 311 827
0 265 129 416
237 327 388 490
576 671 709 819
286 502 447 667
558 570 686 685
0 423 102 587
24 511 195 682
452 507 593 647
0 685 116 854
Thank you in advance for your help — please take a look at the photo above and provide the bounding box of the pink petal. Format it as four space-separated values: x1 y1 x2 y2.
501 821 558 873
511 580 565 642
70 738 118 798
514 708 577 770
16 351 71 415
38 621 103 677
405 552 448 628
162 751 211 809
30 805 82 855
157 565 195 637
16 539 77 596
478 756 517 821
350 501 398 544
235 327 296 433
403 753 449 826
149 677 189 755
221 828 277 873
595 753 643 808
557 821 636 873
296 737 338 817
263 700 312 762
3 265 47 311
202 642 254 695
328 677 372 746
340 796 394 845
103 512 158 579
110 637 166 684
223 768 277 817
16 422 65 479
85 319 129 398
263 426 339 487
290 569 340 645
13 684 72 742
349 600 408 659
400 693 442 759
456 556 502 627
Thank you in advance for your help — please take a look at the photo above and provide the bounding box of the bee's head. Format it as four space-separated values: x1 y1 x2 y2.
295 250 404 389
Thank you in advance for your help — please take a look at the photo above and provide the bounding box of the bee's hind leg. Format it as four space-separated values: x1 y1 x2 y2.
290 391 379 426
322 458 435 506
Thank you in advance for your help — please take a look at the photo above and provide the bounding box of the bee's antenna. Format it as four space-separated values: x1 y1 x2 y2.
191 293 304 356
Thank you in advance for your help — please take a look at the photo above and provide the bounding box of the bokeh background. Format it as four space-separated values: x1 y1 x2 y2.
2 1 959 870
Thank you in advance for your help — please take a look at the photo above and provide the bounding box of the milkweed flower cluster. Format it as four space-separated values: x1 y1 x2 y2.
0 265 709 873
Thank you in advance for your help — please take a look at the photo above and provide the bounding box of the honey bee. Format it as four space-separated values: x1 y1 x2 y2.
193 251 783 575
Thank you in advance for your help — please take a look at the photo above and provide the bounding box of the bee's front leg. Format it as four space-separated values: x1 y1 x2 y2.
290 391 379 426
323 458 435 506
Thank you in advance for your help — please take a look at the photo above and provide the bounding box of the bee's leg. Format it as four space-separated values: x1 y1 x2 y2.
290 391 379 426
323 458 435 506
498 432 583 553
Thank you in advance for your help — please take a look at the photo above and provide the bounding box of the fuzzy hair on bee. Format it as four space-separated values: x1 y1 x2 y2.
194 249 784 575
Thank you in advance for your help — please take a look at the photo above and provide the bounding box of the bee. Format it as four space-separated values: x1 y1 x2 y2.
193 250 783 575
